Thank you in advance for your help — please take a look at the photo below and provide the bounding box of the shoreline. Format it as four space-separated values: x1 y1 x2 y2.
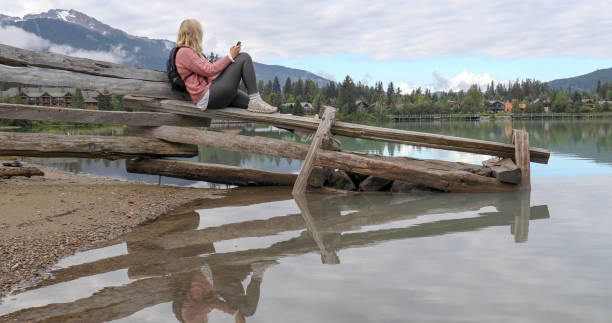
0 161 223 298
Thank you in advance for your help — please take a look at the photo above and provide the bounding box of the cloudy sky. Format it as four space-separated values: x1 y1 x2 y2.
3 0 612 92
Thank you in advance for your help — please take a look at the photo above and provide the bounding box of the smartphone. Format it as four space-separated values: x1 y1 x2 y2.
236 41 242 47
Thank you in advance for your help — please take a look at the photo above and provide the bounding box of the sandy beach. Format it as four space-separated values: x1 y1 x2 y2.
0 161 220 297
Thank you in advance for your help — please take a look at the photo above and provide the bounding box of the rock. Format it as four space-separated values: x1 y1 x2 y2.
11 263 20 270
308 167 333 188
359 176 393 191
346 171 369 187
326 170 356 191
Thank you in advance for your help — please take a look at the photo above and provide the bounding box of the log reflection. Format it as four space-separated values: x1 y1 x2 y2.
1 189 548 322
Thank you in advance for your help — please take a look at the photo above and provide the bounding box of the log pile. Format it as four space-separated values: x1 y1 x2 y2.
0 43 550 193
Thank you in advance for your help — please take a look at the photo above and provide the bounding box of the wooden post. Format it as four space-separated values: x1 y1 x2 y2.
292 107 336 195
512 129 531 189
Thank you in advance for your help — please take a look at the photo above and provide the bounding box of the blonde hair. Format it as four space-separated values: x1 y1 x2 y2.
177 19 205 58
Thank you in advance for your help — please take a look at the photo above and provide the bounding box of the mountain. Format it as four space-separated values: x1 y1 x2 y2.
547 67 612 92
0 9 331 86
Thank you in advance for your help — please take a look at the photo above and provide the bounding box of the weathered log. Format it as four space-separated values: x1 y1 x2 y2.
0 132 197 159
126 158 296 186
127 125 517 192
0 44 166 81
482 157 522 184
0 65 176 98
293 107 336 195
0 103 210 127
0 165 44 178
123 96 550 164
512 129 531 189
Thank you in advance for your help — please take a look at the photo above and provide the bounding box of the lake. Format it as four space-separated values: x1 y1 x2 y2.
1 119 612 322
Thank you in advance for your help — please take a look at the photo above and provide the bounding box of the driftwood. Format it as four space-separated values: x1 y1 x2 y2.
0 44 166 81
125 125 517 192
482 157 522 184
126 158 297 186
513 129 531 189
0 165 44 178
0 65 176 98
123 96 550 164
0 131 197 159
293 107 336 195
0 103 209 127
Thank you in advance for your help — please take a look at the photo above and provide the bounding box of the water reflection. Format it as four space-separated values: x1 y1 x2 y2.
0 188 549 322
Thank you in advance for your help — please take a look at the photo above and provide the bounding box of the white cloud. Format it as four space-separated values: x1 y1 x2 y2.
0 25 131 63
3 0 612 62
429 70 508 92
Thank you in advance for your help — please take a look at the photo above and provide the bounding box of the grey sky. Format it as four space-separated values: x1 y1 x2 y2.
4 0 612 61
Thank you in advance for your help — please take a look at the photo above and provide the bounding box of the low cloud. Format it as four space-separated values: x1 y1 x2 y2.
316 70 336 82
432 70 506 92
0 25 131 63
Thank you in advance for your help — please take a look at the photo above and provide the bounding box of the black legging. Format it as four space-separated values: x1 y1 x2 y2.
208 52 257 109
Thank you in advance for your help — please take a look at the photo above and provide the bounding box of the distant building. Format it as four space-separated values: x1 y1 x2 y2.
448 100 461 111
488 100 505 113
581 98 595 108
280 102 315 114
0 87 99 109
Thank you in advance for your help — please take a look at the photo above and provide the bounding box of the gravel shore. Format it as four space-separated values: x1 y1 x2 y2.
0 162 220 297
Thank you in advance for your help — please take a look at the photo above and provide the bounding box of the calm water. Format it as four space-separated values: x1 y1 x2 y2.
2 119 612 322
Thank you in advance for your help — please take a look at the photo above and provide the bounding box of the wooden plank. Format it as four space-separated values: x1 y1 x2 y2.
0 44 166 81
482 157 522 184
0 103 210 127
130 125 517 192
123 96 550 164
0 165 44 178
0 65 176 98
0 132 197 159
512 129 531 189
292 107 336 195
126 158 297 186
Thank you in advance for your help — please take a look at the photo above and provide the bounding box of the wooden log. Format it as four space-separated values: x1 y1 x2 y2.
0 132 197 159
128 125 517 192
0 65 176 98
0 103 210 127
292 107 336 195
0 44 166 81
123 96 550 164
482 157 522 184
0 165 44 178
126 158 297 186
512 129 531 189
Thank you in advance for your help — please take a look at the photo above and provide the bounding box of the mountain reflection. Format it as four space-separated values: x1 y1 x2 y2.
1 188 549 322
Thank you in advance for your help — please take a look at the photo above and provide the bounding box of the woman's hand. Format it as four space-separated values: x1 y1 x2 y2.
230 45 241 59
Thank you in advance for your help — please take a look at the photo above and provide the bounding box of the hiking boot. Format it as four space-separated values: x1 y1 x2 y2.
247 93 278 114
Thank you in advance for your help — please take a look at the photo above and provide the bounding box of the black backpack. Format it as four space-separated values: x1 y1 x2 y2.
166 47 194 98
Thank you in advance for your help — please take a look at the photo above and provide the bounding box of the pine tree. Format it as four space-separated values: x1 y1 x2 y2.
272 76 281 94
97 94 111 110
312 93 322 114
71 89 85 109
386 82 395 104
110 94 123 111
283 77 292 98
292 99 304 116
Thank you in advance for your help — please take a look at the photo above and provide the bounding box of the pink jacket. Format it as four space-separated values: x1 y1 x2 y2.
175 47 232 104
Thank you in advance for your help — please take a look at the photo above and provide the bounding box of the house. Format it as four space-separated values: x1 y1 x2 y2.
533 98 552 112
355 100 369 111
448 100 461 111
488 100 505 113
0 87 98 108
280 102 315 114
504 101 526 113
581 98 595 108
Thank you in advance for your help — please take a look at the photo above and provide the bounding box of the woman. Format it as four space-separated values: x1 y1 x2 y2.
175 19 277 113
